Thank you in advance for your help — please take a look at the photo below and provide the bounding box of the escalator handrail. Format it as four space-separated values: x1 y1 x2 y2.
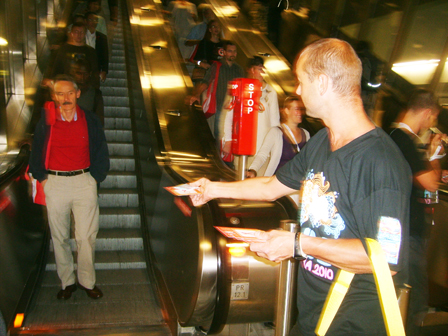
0 143 31 193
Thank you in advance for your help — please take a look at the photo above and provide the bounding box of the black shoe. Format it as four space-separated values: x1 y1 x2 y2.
78 284 103 299
57 284 77 300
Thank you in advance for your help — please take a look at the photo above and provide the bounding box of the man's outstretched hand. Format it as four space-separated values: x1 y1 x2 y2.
189 178 214 206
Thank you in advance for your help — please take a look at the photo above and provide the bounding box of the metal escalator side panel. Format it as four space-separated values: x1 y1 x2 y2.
149 170 218 328
209 199 294 330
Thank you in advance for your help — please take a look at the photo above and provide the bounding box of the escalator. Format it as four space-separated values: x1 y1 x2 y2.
10 2 170 335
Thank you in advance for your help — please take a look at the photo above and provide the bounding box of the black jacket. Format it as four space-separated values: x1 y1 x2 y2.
95 31 109 74
29 107 110 183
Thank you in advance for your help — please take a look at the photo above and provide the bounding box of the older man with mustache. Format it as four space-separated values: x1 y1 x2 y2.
29 74 109 300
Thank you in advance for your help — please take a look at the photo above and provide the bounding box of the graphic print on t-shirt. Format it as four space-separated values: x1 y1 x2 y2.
300 170 345 282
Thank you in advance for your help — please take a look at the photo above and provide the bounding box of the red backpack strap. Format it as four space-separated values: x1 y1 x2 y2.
212 61 221 91
189 44 199 63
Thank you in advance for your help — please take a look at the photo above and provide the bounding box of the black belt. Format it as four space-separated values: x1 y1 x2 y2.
47 168 90 177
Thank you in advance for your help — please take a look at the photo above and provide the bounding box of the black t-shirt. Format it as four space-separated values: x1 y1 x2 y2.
276 127 411 336
193 39 222 63
389 128 428 237
49 43 100 89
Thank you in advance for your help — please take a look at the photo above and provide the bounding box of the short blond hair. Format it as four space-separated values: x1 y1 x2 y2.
298 38 362 97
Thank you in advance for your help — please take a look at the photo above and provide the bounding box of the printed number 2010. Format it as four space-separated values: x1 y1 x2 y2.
311 263 334 281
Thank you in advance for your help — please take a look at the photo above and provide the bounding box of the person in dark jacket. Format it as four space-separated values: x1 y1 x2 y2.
85 11 109 82
29 75 109 300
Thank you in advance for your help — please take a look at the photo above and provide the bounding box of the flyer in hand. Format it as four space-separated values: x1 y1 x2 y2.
214 226 266 243
164 183 202 196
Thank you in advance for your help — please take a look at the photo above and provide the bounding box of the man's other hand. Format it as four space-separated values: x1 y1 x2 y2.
187 95 199 106
41 78 54 89
222 141 232 156
189 178 213 206
249 230 295 263
41 179 48 188
100 71 107 82
246 169 257 178
442 170 448 183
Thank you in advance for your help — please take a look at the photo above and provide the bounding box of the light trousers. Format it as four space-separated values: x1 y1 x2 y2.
44 172 99 289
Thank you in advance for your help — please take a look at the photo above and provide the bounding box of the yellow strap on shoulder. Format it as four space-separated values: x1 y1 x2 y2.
315 269 354 336
315 238 405 336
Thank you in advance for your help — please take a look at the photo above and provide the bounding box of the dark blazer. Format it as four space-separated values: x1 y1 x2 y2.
95 31 109 74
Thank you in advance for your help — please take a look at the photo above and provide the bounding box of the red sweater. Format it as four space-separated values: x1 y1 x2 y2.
47 109 90 171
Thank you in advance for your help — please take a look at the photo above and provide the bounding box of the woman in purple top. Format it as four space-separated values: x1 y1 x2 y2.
247 96 310 178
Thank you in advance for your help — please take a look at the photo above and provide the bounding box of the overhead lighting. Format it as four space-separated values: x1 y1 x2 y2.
215 5 239 18
392 59 445 85
0 37 8 46
392 59 440 68
264 59 290 73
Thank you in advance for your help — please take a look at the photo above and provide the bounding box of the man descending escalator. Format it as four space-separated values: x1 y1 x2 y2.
29 75 109 300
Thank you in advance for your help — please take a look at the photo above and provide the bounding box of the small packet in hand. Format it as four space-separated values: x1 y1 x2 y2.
214 226 266 243
164 183 202 196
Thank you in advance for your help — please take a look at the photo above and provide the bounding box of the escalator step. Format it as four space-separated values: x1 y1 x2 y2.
104 117 132 130
103 96 130 107
102 77 126 87
101 86 129 96
48 228 144 251
111 49 125 57
101 171 137 188
99 207 141 228
104 106 130 117
45 250 147 271
105 129 133 142
98 188 139 208
108 62 127 71
107 142 134 156
109 156 135 172
106 69 127 79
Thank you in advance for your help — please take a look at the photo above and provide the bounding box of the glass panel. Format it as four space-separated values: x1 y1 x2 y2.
392 1 448 85
0 0 11 104
339 0 406 62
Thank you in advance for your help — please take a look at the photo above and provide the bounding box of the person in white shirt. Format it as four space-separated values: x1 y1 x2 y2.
85 11 109 82
222 56 280 170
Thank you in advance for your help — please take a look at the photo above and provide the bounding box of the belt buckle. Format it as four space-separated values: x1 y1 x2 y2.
68 170 77 176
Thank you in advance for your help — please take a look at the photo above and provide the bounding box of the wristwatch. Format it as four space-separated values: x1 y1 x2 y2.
294 232 307 260
197 60 202 66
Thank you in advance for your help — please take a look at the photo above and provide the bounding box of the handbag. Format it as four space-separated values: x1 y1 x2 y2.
220 139 234 162
202 61 221 119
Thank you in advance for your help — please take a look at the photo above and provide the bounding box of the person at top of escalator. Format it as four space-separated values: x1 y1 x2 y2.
188 40 244 140
184 4 216 48
73 0 108 36
167 0 197 60
389 89 448 336
188 38 411 336
43 22 100 90
189 20 223 82
29 74 109 301
85 11 109 83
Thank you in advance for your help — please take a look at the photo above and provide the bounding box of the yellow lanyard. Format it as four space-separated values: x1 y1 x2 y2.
315 238 405 336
